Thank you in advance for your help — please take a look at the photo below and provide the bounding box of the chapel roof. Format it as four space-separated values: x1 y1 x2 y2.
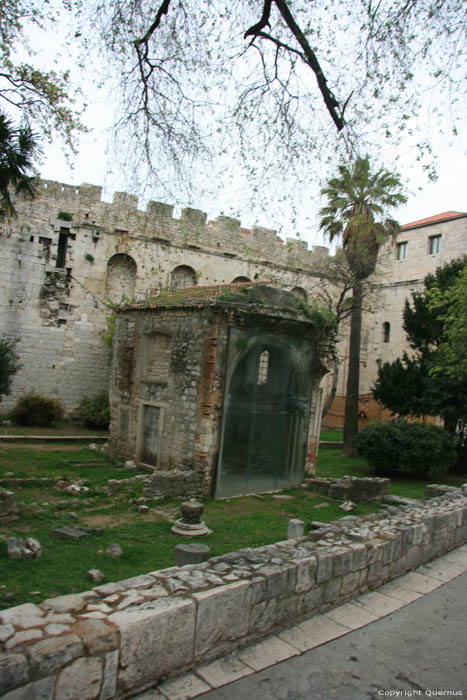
121 281 273 310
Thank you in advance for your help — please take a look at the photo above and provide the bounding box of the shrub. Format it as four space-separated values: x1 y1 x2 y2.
10 393 65 427
0 337 20 400
357 419 456 477
71 393 110 429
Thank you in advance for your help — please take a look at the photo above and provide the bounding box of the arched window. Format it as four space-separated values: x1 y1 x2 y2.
171 265 197 291
292 287 308 302
231 276 251 283
106 254 137 302
257 350 269 385
383 322 391 343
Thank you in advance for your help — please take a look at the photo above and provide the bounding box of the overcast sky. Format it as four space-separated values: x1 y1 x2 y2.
39 130 466 248
29 6 466 249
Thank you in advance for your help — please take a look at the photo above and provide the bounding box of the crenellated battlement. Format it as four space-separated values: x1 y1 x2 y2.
32 179 328 267
1 177 332 413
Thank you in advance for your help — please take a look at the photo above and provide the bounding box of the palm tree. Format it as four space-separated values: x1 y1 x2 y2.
0 112 39 217
319 156 406 456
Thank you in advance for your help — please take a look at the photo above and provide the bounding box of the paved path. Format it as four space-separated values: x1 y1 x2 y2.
132 545 467 700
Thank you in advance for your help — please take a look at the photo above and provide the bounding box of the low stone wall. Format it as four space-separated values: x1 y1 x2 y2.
303 476 390 502
143 470 204 499
1 489 467 700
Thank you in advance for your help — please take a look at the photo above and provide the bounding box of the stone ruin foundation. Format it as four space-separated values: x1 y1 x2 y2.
1 487 466 700
109 283 334 499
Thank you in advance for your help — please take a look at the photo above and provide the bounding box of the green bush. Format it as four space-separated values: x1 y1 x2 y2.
357 419 456 477
71 393 110 429
10 393 65 427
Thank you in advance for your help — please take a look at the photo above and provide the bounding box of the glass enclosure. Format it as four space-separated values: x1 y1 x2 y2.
215 328 314 498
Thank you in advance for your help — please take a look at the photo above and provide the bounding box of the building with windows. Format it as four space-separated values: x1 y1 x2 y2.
322 211 467 427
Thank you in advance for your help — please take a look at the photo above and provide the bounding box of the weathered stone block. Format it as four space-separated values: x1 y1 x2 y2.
366 542 383 564
249 599 276 636
425 484 457 500
249 576 267 605
193 580 250 659
2 676 55 700
110 597 195 692
299 584 324 615
407 547 423 570
259 564 296 599
295 557 317 593
332 550 353 577
380 539 394 565
367 562 384 587
275 596 299 626
72 618 118 654
0 653 29 696
340 571 361 597
5 628 43 649
101 650 119 700
349 543 367 570
287 519 305 539
27 634 83 677
323 578 341 604
42 593 86 613
0 623 15 642
0 602 45 628
316 552 334 583
56 657 102 700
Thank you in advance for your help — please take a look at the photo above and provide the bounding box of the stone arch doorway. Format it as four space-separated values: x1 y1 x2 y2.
171 265 197 291
106 254 137 302
216 327 313 498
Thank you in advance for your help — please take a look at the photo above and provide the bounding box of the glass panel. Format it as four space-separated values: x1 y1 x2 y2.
141 404 161 466
216 328 314 498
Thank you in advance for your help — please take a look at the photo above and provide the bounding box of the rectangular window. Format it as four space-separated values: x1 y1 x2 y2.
56 229 68 268
136 402 164 468
397 242 408 260
429 235 441 254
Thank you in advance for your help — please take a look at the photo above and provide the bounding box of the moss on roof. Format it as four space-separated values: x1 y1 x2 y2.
121 281 271 310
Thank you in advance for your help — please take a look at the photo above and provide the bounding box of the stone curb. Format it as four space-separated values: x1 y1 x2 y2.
1 491 467 700
136 544 467 700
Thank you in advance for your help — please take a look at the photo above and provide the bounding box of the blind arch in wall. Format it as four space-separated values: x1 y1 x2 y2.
106 254 137 303
171 265 197 291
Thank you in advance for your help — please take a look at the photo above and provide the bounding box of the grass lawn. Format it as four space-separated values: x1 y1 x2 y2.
0 443 378 609
319 429 343 442
1 433 464 609
317 447 467 500
0 422 109 437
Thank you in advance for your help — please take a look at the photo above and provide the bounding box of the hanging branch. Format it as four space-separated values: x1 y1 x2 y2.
134 0 345 131
245 0 345 130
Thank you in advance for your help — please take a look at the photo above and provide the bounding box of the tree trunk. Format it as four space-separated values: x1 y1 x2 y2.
321 355 339 419
343 281 363 457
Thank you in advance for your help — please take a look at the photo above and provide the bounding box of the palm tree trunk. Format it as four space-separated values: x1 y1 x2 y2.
321 355 339 419
343 281 363 456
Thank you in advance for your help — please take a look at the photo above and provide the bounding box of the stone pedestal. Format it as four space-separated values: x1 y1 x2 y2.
174 543 211 566
171 499 212 537
287 519 305 539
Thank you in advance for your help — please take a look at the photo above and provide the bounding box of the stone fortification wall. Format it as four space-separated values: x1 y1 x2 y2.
321 212 467 424
1 180 328 412
1 488 466 700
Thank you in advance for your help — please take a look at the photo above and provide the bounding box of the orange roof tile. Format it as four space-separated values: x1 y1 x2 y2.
402 211 466 230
